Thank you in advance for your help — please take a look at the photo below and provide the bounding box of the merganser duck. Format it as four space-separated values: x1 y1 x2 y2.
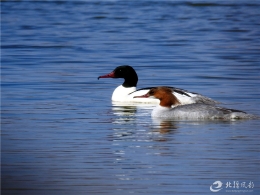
134 87 256 119
98 65 219 105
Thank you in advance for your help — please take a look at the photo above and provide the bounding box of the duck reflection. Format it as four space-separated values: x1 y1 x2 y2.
151 117 178 135
111 104 137 124
112 105 137 116
111 102 179 134
111 102 154 122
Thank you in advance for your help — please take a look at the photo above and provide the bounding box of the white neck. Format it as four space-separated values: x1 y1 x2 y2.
112 85 136 101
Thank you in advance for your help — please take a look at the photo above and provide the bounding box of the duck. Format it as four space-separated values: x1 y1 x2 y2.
134 87 256 120
98 65 219 105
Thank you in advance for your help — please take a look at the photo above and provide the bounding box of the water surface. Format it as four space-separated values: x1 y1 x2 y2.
2 1 260 194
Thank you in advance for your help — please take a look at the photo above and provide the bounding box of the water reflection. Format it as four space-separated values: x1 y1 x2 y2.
111 104 137 125
151 118 178 134
110 104 178 144
109 108 179 186
112 105 137 116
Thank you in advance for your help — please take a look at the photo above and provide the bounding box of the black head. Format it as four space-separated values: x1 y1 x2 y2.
98 65 138 87
113 65 137 79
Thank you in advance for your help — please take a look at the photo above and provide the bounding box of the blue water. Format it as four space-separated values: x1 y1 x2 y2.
1 1 260 195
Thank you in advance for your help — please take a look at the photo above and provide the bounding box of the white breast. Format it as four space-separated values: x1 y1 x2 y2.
112 85 136 101
111 85 159 103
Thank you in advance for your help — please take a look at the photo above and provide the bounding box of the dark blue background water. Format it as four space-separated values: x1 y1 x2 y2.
2 1 260 194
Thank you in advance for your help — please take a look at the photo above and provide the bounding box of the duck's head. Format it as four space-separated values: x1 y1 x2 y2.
98 65 138 87
134 87 180 107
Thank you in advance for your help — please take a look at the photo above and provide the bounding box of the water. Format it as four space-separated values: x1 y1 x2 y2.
1 1 260 194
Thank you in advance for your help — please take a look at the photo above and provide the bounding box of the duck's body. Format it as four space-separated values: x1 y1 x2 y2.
98 65 219 105
134 87 256 120
151 104 253 119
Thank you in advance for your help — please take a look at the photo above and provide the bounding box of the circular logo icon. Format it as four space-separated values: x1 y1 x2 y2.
210 181 223 192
